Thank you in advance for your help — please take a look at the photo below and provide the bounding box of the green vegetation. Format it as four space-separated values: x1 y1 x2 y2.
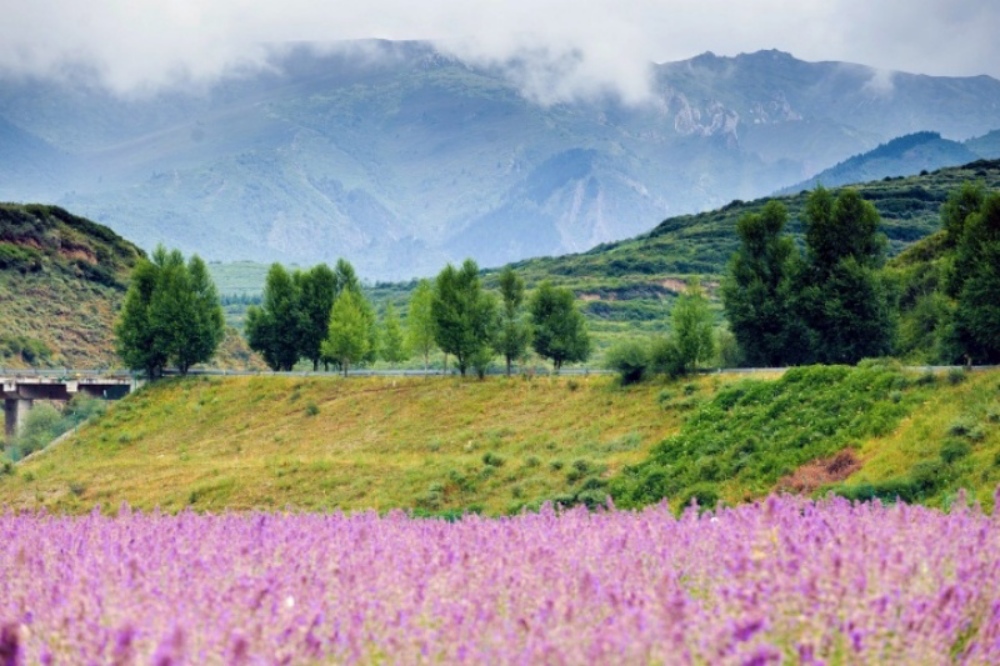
0 203 142 367
0 375 685 514
432 260 498 377
115 246 225 378
3 394 107 461
528 281 591 372
494 267 531 376
608 363 1000 511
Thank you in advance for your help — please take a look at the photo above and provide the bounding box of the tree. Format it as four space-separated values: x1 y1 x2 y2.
115 246 225 377
321 289 372 376
604 338 650 385
950 193 1000 363
406 279 437 373
799 187 893 364
669 278 715 373
246 263 302 371
529 281 590 373
296 264 337 371
721 200 804 367
379 302 408 365
942 181 987 248
115 256 168 379
431 259 497 377
494 266 531 376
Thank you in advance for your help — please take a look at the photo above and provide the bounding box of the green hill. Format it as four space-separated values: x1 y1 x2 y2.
2 366 998 514
0 203 142 368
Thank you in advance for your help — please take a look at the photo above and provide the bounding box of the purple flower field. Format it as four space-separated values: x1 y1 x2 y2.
2 494 1000 665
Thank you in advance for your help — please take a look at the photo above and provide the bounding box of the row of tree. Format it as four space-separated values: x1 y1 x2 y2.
246 258 591 377
722 182 1000 368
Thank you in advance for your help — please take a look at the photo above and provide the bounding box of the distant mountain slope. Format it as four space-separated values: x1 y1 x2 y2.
778 132 983 193
2 42 1000 279
967 130 1000 159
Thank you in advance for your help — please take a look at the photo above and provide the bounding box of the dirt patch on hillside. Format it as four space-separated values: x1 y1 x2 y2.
777 450 862 493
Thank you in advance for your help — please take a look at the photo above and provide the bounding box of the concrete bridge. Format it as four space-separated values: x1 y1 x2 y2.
2 371 137 438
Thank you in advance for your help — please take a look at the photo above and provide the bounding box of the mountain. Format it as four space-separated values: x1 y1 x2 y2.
778 131 983 193
2 42 1000 280
967 130 1000 159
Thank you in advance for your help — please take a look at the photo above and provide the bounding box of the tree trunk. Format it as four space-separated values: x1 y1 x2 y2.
506 356 512 377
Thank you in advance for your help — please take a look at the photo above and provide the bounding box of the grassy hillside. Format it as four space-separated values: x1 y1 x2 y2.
0 203 142 368
3 367 999 515
0 375 688 514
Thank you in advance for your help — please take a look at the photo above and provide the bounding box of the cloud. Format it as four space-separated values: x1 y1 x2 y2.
0 0 996 102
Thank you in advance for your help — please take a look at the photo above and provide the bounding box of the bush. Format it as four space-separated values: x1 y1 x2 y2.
482 452 505 468
948 368 968 385
941 440 972 464
604 339 650 385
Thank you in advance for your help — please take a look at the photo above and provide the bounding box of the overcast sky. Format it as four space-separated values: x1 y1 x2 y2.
0 0 997 102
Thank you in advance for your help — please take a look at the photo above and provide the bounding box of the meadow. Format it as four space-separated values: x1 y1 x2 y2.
3 495 1000 664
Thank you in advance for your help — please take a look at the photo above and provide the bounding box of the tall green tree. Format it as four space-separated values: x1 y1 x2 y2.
432 259 497 377
115 255 168 379
721 200 803 366
494 266 531 376
296 264 337 371
407 279 437 373
799 187 893 364
670 278 715 372
246 263 302 371
942 181 987 249
115 246 224 377
321 289 372 376
950 193 1000 363
379 302 408 365
529 281 590 373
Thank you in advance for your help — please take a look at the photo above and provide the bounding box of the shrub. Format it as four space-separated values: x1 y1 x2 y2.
947 368 968 385
305 402 319 416
604 339 650 385
482 452 505 468
941 440 972 464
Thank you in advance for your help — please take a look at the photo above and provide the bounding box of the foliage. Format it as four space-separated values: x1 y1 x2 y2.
610 364 930 508
379 302 408 365
245 264 302 371
432 260 497 377
295 264 338 371
798 187 894 364
4 394 106 461
529 281 590 372
321 290 374 376
721 200 803 366
604 339 650 385
950 193 1000 363
668 278 715 374
493 267 531 376
406 279 437 371
115 246 224 378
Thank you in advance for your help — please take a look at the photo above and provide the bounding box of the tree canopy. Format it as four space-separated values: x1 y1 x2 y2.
529 281 590 372
431 259 497 377
115 246 224 378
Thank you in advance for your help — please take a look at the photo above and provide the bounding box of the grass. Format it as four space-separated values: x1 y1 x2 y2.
0 374 706 515
4 366 1000 515
610 364 1000 513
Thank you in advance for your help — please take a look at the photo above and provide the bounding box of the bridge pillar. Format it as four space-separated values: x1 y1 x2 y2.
4 398 33 439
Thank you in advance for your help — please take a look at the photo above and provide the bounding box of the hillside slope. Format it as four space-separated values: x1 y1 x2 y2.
0 204 143 367
2 367 998 515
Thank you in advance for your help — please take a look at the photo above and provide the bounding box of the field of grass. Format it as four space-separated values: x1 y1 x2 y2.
0 374 696 515
4 366 1000 516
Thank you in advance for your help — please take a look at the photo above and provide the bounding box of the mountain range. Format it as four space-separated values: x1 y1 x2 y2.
2 41 1000 280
